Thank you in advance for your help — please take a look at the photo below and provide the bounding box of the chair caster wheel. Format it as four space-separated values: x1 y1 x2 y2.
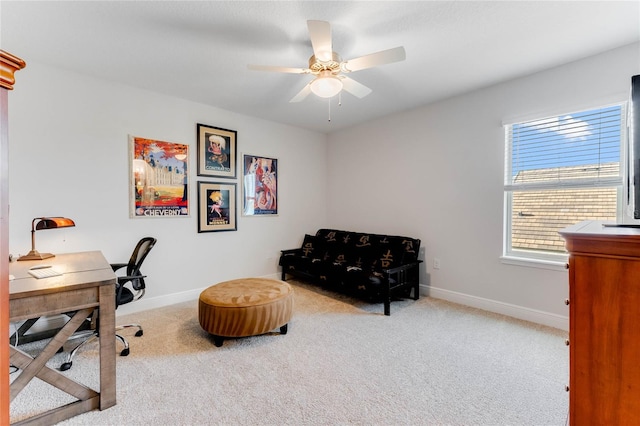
135 330 143 337
57 346 64 354
60 362 72 371
120 348 130 356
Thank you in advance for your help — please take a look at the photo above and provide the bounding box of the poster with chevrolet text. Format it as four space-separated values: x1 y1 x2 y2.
130 135 189 218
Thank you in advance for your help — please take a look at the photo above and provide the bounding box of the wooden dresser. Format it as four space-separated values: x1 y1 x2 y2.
560 221 640 425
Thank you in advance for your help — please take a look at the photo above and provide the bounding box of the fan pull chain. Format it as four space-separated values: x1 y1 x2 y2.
327 93 344 122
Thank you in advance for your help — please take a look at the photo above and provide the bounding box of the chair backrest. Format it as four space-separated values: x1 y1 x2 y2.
126 237 157 290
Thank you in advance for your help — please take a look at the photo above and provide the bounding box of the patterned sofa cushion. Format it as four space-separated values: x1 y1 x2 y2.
300 234 325 260
315 229 420 273
315 229 350 265
371 234 420 270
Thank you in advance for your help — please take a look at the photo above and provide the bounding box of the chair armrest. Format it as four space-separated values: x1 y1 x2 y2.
111 263 128 272
117 274 147 283
116 274 147 295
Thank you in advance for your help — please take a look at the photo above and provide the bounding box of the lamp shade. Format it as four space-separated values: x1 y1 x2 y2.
310 71 343 98
35 217 75 230
18 217 76 261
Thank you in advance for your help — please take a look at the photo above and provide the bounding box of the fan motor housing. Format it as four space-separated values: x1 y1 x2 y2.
309 52 342 74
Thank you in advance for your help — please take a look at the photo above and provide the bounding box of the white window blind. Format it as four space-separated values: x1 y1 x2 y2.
505 105 624 191
503 104 625 260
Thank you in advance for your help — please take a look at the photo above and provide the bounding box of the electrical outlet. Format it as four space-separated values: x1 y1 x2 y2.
433 257 441 269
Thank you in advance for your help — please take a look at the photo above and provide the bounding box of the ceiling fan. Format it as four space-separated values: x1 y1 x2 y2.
248 20 406 103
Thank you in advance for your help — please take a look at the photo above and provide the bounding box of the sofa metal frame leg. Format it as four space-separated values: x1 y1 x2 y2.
384 294 391 316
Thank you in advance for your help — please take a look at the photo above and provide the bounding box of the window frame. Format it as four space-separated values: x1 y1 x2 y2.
502 102 627 268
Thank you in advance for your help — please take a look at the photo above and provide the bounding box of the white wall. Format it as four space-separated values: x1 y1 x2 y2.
9 44 639 329
8 61 328 314
326 42 640 330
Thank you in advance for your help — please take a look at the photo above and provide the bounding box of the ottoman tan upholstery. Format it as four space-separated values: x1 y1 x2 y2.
198 278 293 347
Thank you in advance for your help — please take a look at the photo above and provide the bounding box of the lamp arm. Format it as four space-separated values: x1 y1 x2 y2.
30 218 38 251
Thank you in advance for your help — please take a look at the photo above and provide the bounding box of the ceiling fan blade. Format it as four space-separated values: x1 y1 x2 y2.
290 84 312 103
340 77 372 99
342 46 406 72
248 64 309 74
307 20 333 62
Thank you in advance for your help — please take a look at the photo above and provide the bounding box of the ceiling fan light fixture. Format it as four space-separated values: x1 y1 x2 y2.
310 72 343 98
250 21 405 105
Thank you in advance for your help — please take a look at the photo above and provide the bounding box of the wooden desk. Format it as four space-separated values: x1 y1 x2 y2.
9 251 117 425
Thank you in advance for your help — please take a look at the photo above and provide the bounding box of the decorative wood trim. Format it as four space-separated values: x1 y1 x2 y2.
0 89 8 426
1 49 24 426
0 50 26 90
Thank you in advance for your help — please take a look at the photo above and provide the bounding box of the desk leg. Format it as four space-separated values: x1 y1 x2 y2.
98 283 116 410
10 347 98 401
9 309 92 402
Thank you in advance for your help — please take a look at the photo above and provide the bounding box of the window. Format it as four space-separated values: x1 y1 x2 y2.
504 104 625 264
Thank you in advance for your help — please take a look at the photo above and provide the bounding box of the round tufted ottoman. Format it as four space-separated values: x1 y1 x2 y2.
198 278 293 347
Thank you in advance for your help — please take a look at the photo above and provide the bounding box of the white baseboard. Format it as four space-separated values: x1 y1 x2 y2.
422 284 568 331
115 277 569 332
115 288 201 317
115 273 282 317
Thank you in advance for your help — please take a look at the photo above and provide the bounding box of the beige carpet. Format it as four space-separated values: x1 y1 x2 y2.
10 280 569 425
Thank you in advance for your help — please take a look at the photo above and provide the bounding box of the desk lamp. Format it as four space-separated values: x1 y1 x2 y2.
17 217 75 261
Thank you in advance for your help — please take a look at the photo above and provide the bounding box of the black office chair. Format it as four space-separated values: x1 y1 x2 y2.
59 237 157 371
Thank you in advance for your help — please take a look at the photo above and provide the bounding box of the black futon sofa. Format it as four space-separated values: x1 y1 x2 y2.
279 228 422 315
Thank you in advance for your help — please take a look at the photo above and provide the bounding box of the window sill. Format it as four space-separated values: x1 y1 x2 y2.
500 255 568 271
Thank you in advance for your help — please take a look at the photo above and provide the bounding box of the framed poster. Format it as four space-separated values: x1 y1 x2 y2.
129 136 189 218
197 123 237 178
197 181 237 232
242 154 278 216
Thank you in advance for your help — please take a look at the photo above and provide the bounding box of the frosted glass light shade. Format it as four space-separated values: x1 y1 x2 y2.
310 73 343 98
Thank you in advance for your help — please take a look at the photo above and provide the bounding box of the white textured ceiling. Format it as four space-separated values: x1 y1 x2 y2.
1 1 639 134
